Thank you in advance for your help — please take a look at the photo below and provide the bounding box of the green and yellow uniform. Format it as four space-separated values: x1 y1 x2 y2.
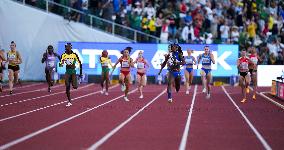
100 56 112 76
59 51 82 90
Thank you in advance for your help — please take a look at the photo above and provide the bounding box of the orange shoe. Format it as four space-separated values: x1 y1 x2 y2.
241 98 247 103
252 94 256 100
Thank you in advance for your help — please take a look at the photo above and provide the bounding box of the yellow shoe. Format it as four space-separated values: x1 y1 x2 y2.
241 98 247 103
252 94 256 100
246 88 250 94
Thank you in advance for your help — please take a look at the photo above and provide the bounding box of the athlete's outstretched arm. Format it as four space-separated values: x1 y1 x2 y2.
74 53 82 76
197 54 202 69
110 57 122 74
193 56 197 65
237 59 241 68
158 54 169 75
41 53 47 63
210 53 215 64
129 58 134 67
0 50 6 61
17 51 22 64
59 53 65 67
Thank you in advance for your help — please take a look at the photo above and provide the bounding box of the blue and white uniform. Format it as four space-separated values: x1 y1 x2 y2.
200 53 212 75
185 55 195 73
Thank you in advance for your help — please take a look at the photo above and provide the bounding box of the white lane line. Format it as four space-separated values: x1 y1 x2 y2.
259 92 284 110
222 86 272 150
0 84 118 122
248 87 284 110
179 84 198 150
88 89 166 150
2 83 44 92
0 84 91 107
0 84 64 98
0 87 136 150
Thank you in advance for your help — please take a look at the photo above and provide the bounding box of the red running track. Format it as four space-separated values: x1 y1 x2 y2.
0 83 283 150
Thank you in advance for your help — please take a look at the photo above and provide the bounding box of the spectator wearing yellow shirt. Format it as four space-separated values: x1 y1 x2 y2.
247 20 257 46
268 13 274 30
148 16 156 36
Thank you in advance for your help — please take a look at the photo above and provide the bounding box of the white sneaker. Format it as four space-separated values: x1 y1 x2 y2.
100 89 105 94
124 96 129 101
66 102 72 107
202 88 206 93
121 85 126 91
168 98 173 103
206 93 210 99
105 92 109 96
139 95 143 99
186 90 189 95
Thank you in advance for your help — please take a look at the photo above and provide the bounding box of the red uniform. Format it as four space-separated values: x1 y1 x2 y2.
238 57 250 78
120 57 131 76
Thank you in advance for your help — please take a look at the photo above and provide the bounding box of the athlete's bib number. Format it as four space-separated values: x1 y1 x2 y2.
8 54 16 60
102 62 108 67
48 61 55 67
65 59 73 65
185 58 192 64
202 58 210 63
251 57 258 64
137 62 144 69
240 62 248 70
122 61 129 68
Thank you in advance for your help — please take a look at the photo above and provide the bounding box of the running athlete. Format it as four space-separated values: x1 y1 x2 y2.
158 44 185 103
237 49 252 103
0 49 7 92
112 47 134 101
184 49 196 94
41 45 60 93
59 43 82 107
197 46 215 99
7 41 22 95
100 50 113 95
134 51 149 99
248 47 261 100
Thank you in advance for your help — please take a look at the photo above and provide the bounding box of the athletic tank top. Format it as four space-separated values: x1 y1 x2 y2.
137 58 145 69
46 53 56 68
7 51 19 66
185 56 194 66
120 57 130 68
239 57 249 71
201 54 211 66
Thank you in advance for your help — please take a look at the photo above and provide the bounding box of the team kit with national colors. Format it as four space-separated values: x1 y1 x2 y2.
0 42 260 106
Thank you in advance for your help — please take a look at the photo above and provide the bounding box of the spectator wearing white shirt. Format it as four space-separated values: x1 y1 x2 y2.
220 20 230 43
231 26 239 44
181 23 191 43
143 2 156 19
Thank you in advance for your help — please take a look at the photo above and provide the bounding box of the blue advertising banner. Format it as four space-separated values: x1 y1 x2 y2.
57 42 238 77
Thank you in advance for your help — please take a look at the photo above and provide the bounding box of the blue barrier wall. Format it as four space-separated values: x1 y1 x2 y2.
57 42 239 77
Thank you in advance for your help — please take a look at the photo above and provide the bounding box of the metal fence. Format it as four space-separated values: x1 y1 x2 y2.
12 0 161 43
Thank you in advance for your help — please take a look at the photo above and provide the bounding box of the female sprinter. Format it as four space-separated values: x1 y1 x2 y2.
158 44 185 103
100 50 113 95
112 47 134 101
248 47 261 100
184 49 196 94
134 51 149 99
59 43 82 107
41 45 60 92
197 45 215 99
7 41 22 95
0 49 6 92
237 49 251 103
